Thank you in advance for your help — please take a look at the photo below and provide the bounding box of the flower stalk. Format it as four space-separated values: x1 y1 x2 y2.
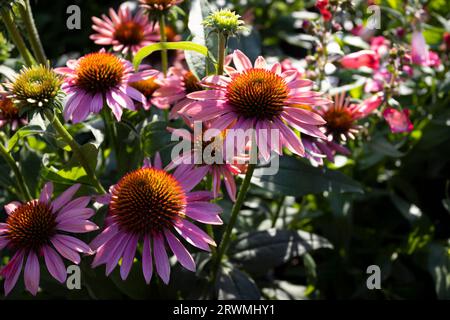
43 109 106 194
210 162 256 288
0 7 34 66
159 15 168 77
0 141 32 201
217 33 226 76
17 0 47 65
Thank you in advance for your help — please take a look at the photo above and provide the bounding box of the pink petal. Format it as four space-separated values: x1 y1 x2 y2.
39 182 53 204
164 229 195 272
153 233 170 284
173 219 215 252
4 201 21 215
2 250 25 296
24 251 40 295
233 49 252 72
142 235 153 284
120 234 138 280
43 246 67 283
52 184 81 213
57 219 99 233
51 237 81 264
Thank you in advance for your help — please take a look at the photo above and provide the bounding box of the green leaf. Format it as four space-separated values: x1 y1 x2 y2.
252 156 364 197
7 125 44 152
425 243 450 299
216 264 261 300
41 143 98 185
141 121 176 156
185 0 216 79
230 229 332 275
133 41 208 69
369 136 405 158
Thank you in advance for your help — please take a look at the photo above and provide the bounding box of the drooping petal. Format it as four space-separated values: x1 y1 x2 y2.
24 251 40 296
120 234 138 280
164 229 196 272
43 246 67 283
142 235 153 284
153 233 170 284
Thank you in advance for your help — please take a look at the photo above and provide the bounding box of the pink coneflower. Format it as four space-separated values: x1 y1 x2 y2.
303 136 350 165
152 66 204 118
139 0 184 13
129 71 164 110
303 93 383 164
0 92 26 130
184 50 331 161
383 107 413 133
166 124 241 201
318 92 383 141
0 182 96 296
90 4 159 56
55 49 157 122
90 155 221 284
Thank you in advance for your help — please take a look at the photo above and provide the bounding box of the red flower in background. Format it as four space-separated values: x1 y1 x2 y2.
383 108 414 133
316 0 332 21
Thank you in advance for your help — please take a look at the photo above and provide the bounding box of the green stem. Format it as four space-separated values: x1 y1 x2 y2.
44 109 105 194
159 15 168 77
217 33 226 75
271 195 285 228
0 142 32 201
0 8 34 66
210 163 256 287
101 108 121 171
18 0 47 65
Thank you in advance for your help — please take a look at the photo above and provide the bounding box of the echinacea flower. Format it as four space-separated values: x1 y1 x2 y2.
90 4 159 56
184 50 331 161
152 66 203 118
7 65 63 111
55 49 158 122
0 92 27 130
90 155 221 284
129 71 164 110
383 107 413 133
0 182 97 296
202 9 246 37
139 0 183 14
166 124 241 201
318 92 383 141
340 50 379 70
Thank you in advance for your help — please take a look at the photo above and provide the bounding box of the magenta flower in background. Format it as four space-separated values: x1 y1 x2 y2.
411 30 429 66
383 108 414 133
166 125 241 201
427 51 441 68
0 183 96 296
303 93 383 164
184 50 331 161
340 50 379 70
317 92 384 141
90 4 159 56
152 66 204 119
0 91 27 130
90 155 221 284
55 49 158 122
370 36 390 58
